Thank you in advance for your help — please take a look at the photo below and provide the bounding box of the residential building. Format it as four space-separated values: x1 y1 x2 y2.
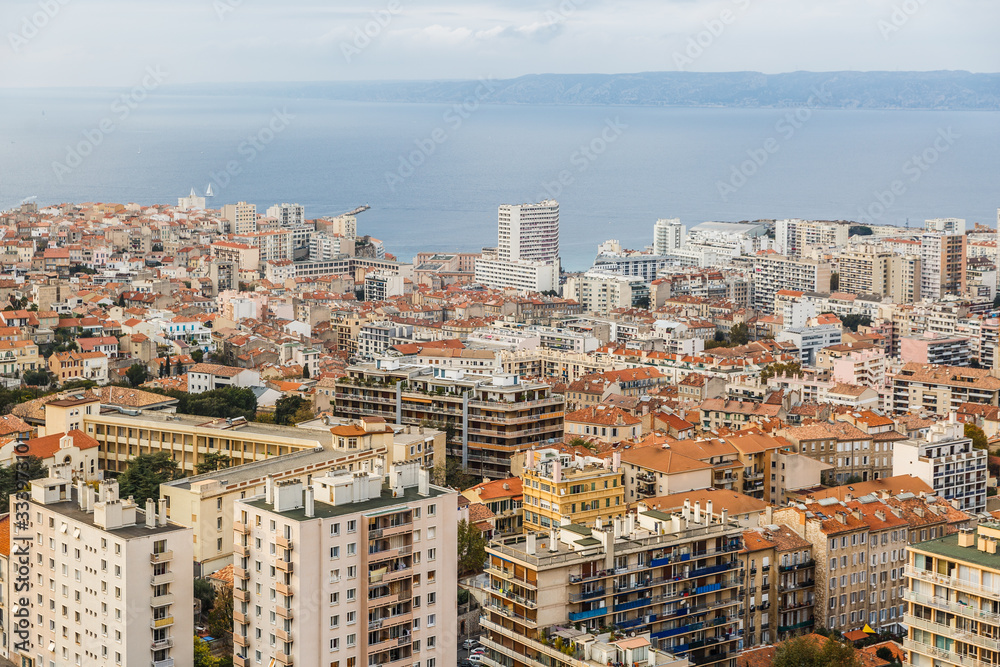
563 406 642 446
231 463 457 667
619 446 714 502
12 469 193 667
498 200 560 263
901 332 971 367
222 201 257 235
474 254 559 292
775 219 849 256
903 521 1000 667
187 362 261 393
891 363 1000 415
266 202 305 226
834 247 897 298
750 255 832 313
924 217 967 235
564 271 648 314
776 324 842 366
919 232 966 301
893 418 988 514
461 477 524 536
653 218 686 256
520 448 625 531
481 503 744 667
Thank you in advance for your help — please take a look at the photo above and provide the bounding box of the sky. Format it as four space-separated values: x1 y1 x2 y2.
1 0 997 87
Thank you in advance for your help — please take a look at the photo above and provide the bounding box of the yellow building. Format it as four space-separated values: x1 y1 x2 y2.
0 339 42 376
904 522 1000 667
520 448 624 531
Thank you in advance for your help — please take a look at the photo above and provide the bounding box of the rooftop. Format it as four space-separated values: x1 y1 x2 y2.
242 483 448 521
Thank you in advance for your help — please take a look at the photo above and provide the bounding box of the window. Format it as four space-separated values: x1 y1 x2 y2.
347 520 357 533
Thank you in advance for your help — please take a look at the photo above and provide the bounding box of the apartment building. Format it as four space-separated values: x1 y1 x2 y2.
161 446 384 575
775 219 849 256
0 339 42 376
482 503 744 667
520 449 625 531
750 254 831 314
498 200 560 263
231 463 457 667
919 232 967 301
776 324 842 366
474 255 560 292
901 332 972 367
222 201 257 234
266 202 305 227
187 362 261 393
211 241 260 273
834 247 896 298
653 218 686 256
891 363 1000 415
904 522 1000 667
740 522 816 647
11 469 193 667
780 420 893 484
334 360 565 478
563 406 642 447
893 418 988 514
462 477 524 536
564 271 647 315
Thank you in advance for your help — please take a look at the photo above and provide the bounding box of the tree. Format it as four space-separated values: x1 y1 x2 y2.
193 636 219 667
175 357 184 375
830 272 840 291
125 363 149 387
966 422 989 450
116 452 179 502
302 363 310 379
840 314 872 332
993 293 1000 311
196 452 233 475
713 331 726 343
23 369 51 386
192 349 204 363
144 386 258 421
193 578 216 615
274 395 307 425
432 458 476 490
0 457 48 509
849 225 873 237
772 635 861 667
729 322 751 346
760 362 803 381
207 586 233 650
633 296 650 309
457 519 487 575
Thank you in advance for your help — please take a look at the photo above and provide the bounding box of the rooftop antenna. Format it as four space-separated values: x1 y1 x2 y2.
905 217 909 230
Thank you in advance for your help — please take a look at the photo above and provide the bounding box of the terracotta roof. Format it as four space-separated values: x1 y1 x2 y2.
0 514 9 557
22 429 99 459
641 489 767 517
620 447 712 475
565 405 641 427
467 503 496 523
0 414 31 435
465 477 522 501
207 564 234 586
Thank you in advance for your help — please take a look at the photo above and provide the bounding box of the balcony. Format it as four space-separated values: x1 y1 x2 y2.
370 593 399 608
276 560 294 573
234 588 249 602
489 565 537 589
150 572 174 586
150 616 174 629
779 559 815 572
904 638 992 667
276 627 293 642
904 590 1000 624
276 535 292 550
152 659 174 667
233 634 249 647
234 609 247 624
908 615 1000 653
276 582 293 597
234 656 250 667
276 606 293 619
234 520 250 534
777 618 815 633
234 544 250 557
233 567 248 580
568 606 608 621
151 638 174 650
150 550 173 563
275 651 294 665
569 588 605 602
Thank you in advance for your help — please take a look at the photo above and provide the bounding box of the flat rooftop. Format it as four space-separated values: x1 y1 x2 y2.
163 446 383 491
43 498 187 539
94 410 329 443
242 484 450 522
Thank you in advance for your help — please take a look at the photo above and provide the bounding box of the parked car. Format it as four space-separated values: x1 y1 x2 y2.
462 639 480 649
470 648 487 656
468 655 485 663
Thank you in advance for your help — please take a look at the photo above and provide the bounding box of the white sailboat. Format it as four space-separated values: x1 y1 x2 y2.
205 183 215 197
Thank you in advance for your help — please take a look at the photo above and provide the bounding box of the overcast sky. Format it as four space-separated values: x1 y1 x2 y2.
2 0 997 87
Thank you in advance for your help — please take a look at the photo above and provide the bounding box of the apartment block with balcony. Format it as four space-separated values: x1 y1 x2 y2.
520 449 624 532
12 468 193 667
891 363 1000 416
893 419 988 514
232 463 457 667
904 522 1000 667
334 360 565 478
482 502 744 667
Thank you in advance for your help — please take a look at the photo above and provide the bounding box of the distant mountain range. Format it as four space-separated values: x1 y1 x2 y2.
210 71 1000 110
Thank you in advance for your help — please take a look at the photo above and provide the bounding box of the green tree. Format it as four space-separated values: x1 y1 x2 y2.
772 635 861 667
125 363 149 387
193 636 219 667
302 363 310 378
144 386 258 421
713 330 726 343
193 578 216 616
729 322 751 346
760 362 803 381
274 395 307 425
633 296 650 309
117 452 179 502
175 357 184 375
457 519 487 575
23 369 51 386
840 314 872 332
207 586 234 650
848 225 873 237
966 422 989 450
830 272 840 291
192 349 204 363
432 458 476 489
0 457 48 509
196 452 233 475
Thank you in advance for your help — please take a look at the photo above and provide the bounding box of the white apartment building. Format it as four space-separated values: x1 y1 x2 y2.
775 219 849 256
222 201 258 235
652 217 686 255
11 469 193 667
893 418 988 514
231 463 457 667
776 324 843 367
187 362 261 394
564 271 646 315
266 203 305 226
310 231 353 261
473 255 558 292
234 229 295 264
358 322 414 359
751 254 832 313
364 272 405 302
924 217 967 235
498 200 559 262
919 232 967 301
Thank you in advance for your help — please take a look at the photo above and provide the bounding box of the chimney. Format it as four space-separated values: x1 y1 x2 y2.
721 508 729 526
613 516 622 538
957 528 975 548
671 515 682 533
706 499 714 523
596 516 603 530
145 499 156 529
553 459 562 484
612 450 621 472
265 475 275 505
693 501 702 524
418 468 430 496
526 450 535 469
548 528 558 552
76 481 87 511
392 468 403 497
526 533 536 555
305 486 315 518
765 506 773 525
836 512 846 524
158 499 167 526
845 493 853 503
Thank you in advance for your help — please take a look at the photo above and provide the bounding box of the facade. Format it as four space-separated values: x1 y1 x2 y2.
482 503 744 667
775 324 842 366
266 202 305 226
919 232 967 301
834 247 896 298
750 255 831 313
498 200 560 263
775 219 848 256
891 363 1000 415
334 361 565 478
12 469 193 667
564 271 647 315
474 255 559 293
904 522 1000 667
519 449 625 531
901 332 971 367
187 362 261 393
893 419 988 514
232 464 457 667
222 201 258 235
653 218 686 256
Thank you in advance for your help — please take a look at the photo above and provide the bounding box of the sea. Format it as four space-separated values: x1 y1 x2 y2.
2 88 998 271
